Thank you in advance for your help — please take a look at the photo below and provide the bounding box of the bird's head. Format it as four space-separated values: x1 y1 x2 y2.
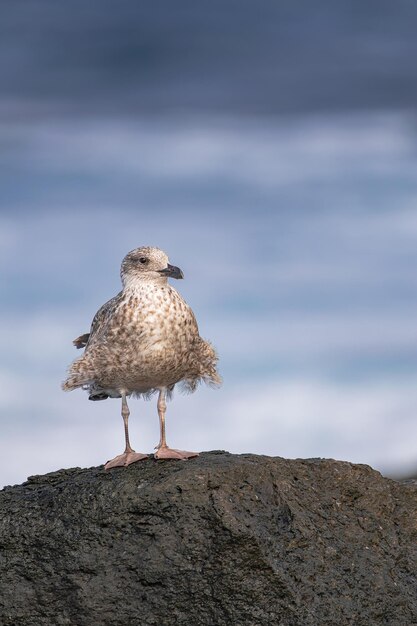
120 246 184 287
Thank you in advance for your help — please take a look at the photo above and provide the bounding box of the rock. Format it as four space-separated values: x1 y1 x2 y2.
0 452 416 626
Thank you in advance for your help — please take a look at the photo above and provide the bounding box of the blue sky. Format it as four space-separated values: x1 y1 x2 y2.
1 112 417 487
1 1 417 486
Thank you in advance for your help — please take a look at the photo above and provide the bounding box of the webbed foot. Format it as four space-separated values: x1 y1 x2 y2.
104 450 148 470
154 446 199 461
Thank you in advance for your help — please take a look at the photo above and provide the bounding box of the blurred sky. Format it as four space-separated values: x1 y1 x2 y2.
1 0 417 487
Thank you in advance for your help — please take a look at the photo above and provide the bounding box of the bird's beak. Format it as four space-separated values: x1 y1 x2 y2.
158 264 184 279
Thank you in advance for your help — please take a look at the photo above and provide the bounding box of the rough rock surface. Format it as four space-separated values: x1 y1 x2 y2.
0 452 416 626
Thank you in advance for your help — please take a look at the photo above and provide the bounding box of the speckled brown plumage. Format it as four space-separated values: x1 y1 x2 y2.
62 246 221 467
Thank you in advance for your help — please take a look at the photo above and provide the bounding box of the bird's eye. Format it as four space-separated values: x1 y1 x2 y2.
139 257 148 264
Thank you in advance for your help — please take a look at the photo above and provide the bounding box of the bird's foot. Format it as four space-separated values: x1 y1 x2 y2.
104 450 148 470
154 445 199 461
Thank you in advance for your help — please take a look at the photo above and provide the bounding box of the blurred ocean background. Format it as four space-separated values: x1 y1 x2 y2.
1 0 417 487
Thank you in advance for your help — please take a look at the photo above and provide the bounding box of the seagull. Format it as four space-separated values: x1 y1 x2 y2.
62 246 221 469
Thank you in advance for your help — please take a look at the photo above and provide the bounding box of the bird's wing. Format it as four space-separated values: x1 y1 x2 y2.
72 292 123 350
73 333 90 349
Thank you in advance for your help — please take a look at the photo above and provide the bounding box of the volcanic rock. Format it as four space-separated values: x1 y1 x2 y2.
0 452 416 625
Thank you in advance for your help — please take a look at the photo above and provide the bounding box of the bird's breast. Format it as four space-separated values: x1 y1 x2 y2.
107 287 198 351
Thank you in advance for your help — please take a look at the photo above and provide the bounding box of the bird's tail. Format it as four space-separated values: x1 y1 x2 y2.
62 356 96 392
62 376 84 392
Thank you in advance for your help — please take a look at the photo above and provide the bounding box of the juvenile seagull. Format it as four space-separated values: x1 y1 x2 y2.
62 246 221 469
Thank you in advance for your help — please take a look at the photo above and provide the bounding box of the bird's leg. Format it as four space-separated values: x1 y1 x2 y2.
104 392 148 470
154 388 199 461
155 387 167 449
122 392 135 454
